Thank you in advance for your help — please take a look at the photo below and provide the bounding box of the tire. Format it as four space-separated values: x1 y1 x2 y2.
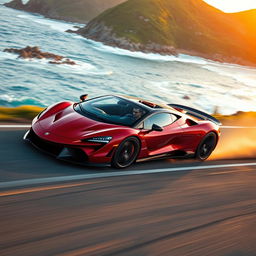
111 136 140 168
195 132 217 161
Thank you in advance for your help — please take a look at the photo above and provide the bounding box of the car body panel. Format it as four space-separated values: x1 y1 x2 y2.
139 121 182 155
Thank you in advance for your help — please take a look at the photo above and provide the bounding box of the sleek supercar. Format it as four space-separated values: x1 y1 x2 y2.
24 95 221 168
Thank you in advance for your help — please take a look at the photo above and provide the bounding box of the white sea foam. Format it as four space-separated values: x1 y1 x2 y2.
146 80 256 115
17 14 84 32
0 94 14 103
1 42 106 74
12 57 50 67
203 64 256 88
0 51 18 60
55 60 96 72
84 38 209 65
2 3 256 114
0 94 45 106
1 52 100 75
83 37 256 87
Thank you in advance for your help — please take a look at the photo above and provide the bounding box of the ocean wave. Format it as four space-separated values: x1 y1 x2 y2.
83 38 209 65
143 81 190 104
0 0 10 4
17 14 83 32
0 94 44 107
144 80 256 115
1 52 97 73
10 86 30 91
0 51 18 60
59 60 95 71
0 48 111 78
203 64 256 88
2 3 256 115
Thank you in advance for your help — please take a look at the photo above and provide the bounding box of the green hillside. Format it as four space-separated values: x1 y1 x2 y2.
5 0 126 22
78 0 256 65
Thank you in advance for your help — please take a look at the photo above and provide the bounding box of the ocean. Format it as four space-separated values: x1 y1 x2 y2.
1 0 256 115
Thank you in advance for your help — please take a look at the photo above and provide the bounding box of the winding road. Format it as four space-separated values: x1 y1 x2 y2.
1 126 256 256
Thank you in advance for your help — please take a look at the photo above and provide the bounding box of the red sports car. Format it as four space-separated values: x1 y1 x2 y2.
24 95 221 168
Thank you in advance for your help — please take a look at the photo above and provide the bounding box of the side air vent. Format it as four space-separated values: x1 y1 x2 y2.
53 112 63 122
186 119 198 126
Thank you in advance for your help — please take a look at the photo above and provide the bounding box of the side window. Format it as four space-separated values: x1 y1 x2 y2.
144 113 176 130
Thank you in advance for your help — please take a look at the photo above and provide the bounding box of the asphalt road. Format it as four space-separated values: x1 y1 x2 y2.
1 128 256 256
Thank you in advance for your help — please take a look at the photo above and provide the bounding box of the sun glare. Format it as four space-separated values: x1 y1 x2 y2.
204 0 256 12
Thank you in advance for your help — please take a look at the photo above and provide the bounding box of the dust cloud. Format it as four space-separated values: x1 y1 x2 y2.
210 115 256 160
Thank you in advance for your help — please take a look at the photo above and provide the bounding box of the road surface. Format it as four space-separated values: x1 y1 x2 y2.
0 128 256 256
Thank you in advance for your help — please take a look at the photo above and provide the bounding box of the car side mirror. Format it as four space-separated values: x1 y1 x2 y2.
80 94 88 102
151 124 163 132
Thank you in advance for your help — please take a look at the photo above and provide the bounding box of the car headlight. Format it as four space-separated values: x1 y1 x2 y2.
82 136 112 144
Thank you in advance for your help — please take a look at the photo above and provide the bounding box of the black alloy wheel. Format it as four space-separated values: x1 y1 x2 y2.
111 137 140 168
196 132 217 161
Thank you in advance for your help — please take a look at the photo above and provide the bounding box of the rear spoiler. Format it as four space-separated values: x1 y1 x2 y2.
168 104 222 126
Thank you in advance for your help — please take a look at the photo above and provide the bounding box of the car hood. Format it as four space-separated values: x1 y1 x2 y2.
38 105 118 139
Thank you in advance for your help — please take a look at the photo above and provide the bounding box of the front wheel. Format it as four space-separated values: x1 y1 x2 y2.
195 132 217 161
111 137 140 168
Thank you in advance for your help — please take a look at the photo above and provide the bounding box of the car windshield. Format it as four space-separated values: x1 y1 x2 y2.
74 96 148 126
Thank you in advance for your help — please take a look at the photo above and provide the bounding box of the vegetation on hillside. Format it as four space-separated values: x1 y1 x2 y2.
5 0 126 22
79 0 256 65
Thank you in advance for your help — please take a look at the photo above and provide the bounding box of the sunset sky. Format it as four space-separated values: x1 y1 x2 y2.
204 0 256 12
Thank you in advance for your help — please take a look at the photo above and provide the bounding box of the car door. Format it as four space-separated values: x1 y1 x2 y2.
140 112 182 156
175 116 205 152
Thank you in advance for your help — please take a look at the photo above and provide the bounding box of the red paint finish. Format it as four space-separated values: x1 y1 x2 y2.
27 96 220 167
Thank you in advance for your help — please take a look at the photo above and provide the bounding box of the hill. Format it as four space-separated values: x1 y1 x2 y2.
4 0 126 23
231 9 256 46
76 0 256 66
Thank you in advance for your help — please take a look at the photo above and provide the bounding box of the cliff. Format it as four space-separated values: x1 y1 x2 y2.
4 0 126 23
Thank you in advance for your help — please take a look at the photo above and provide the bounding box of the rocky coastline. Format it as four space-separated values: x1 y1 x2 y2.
74 22 178 56
5 0 256 66
4 46 76 65
74 22 254 67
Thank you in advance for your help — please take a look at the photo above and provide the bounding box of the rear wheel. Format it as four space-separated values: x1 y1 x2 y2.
195 132 217 161
111 137 140 168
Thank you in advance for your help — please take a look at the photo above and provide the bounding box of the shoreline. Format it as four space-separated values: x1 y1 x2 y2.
75 26 256 68
3 1 256 67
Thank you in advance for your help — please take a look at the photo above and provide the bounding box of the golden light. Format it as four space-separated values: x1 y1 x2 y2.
204 0 256 12
210 113 256 160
